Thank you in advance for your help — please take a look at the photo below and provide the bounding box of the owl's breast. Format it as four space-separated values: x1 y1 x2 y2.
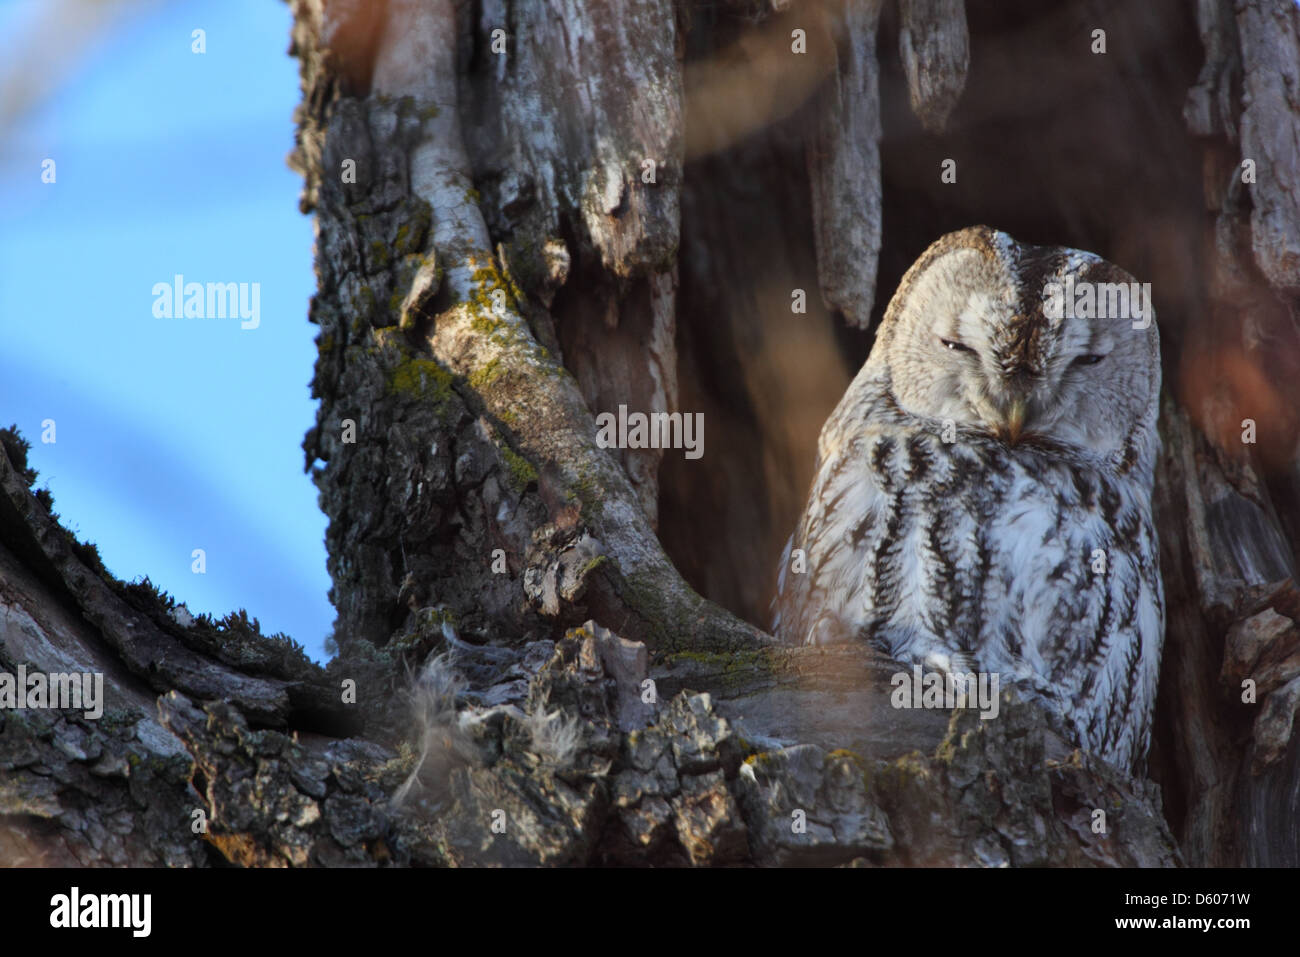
782 424 1161 683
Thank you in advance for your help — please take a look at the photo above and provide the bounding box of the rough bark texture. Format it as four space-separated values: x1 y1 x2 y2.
1 0 1298 867
897 0 969 133
808 0 885 329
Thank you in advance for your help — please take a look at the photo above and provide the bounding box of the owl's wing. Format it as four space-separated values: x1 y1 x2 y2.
772 430 892 645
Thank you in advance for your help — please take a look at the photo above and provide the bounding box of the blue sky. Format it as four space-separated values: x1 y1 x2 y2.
0 0 334 661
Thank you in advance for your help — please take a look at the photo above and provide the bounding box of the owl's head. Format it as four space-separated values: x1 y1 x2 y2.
871 226 1161 465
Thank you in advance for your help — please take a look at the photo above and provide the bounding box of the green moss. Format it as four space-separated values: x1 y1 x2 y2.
657 644 778 685
419 102 441 121
387 355 455 407
464 263 521 343
663 650 723 666
565 464 606 524
663 647 771 672
500 444 538 492
501 265 526 308
392 206 431 257
465 187 482 205
369 240 390 271
319 332 335 355
468 358 505 391
614 572 682 652
469 264 503 291
469 311 509 337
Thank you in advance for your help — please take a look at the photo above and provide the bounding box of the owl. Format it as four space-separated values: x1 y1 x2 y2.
773 226 1164 772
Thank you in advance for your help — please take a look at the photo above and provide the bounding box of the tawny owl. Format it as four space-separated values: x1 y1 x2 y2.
773 226 1164 771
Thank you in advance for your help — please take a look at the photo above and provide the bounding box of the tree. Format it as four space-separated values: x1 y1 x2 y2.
0 0 1296 867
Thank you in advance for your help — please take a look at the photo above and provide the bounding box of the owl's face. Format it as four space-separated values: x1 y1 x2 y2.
874 227 1160 463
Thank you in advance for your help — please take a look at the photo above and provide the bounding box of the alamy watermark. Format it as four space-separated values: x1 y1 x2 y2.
152 274 260 330
1042 276 1152 330
595 405 704 460
50 887 150 937
890 665 1000 719
0 665 104 719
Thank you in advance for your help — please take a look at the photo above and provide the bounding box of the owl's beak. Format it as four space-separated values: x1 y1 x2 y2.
1002 398 1027 445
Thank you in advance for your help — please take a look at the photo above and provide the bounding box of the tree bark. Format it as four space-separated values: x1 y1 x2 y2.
1 0 1298 867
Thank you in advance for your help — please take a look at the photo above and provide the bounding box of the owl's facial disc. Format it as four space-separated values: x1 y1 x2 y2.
879 237 1159 463
933 313 1128 450
898 286 1053 445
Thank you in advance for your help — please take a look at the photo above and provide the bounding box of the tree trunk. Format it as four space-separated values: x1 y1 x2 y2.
1 0 1297 867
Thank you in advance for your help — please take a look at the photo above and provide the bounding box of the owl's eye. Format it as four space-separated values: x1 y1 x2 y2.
940 338 975 355
1071 353 1106 367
